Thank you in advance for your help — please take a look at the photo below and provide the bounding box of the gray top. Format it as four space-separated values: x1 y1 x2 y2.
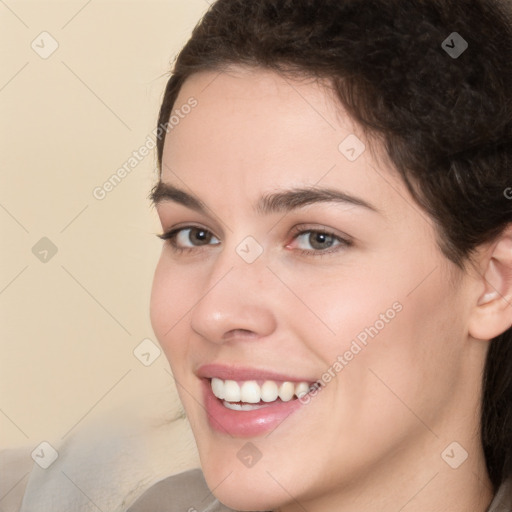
127 469 238 512
127 468 512 512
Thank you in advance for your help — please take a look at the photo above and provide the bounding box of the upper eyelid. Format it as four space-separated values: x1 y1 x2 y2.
158 225 219 240
155 203 227 237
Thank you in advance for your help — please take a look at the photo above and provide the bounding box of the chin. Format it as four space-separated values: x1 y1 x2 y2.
199 456 289 512
206 482 281 512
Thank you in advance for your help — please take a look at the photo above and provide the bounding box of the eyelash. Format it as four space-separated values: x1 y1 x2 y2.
157 224 352 257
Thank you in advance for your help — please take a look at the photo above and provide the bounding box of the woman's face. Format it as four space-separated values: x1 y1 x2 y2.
150 67 485 510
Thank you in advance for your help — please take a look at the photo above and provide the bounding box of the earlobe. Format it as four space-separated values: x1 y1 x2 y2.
468 226 512 341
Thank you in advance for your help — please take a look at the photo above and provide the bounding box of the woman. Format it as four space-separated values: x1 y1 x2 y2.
131 0 512 510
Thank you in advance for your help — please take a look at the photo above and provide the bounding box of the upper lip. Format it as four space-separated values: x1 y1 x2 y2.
197 363 316 383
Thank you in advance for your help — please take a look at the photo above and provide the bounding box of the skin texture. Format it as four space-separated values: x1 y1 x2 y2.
150 67 499 512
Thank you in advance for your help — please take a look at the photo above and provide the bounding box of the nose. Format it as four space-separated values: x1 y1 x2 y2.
189 251 278 344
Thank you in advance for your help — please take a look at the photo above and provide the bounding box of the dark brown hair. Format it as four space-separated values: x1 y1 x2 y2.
155 0 512 492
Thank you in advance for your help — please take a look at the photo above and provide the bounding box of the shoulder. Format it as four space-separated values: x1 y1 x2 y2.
126 468 238 512
487 476 512 512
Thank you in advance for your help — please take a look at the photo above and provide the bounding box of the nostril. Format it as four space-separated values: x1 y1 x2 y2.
222 329 257 341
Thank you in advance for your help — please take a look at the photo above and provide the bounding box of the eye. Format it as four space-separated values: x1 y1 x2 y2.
158 226 220 253
157 224 352 257
287 226 352 255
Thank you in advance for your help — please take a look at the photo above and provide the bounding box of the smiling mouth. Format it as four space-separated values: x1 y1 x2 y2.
209 377 314 410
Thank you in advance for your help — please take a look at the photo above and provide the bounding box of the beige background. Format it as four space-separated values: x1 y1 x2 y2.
1 0 209 452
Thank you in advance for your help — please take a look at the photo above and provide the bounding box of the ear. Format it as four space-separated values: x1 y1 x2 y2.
468 225 512 341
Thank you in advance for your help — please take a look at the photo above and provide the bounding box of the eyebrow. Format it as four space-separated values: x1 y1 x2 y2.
150 181 380 215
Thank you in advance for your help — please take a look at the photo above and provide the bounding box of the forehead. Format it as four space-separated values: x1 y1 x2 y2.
160 67 402 218
167 66 355 160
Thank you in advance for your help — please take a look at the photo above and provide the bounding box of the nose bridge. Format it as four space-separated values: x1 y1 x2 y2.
189 240 277 343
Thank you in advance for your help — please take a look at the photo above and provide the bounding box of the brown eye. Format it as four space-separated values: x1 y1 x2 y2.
158 226 220 251
186 227 213 246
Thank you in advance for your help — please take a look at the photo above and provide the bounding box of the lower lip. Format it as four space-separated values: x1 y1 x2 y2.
202 379 305 437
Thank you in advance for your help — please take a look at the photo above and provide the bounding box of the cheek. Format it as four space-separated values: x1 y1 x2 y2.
333 265 465 440
150 257 194 364
274 258 404 357
285 252 464 421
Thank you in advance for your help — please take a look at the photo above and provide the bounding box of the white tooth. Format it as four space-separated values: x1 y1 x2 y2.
223 380 241 402
279 381 295 402
261 381 279 402
223 401 242 411
240 381 261 403
223 400 268 411
295 382 310 398
211 378 224 399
